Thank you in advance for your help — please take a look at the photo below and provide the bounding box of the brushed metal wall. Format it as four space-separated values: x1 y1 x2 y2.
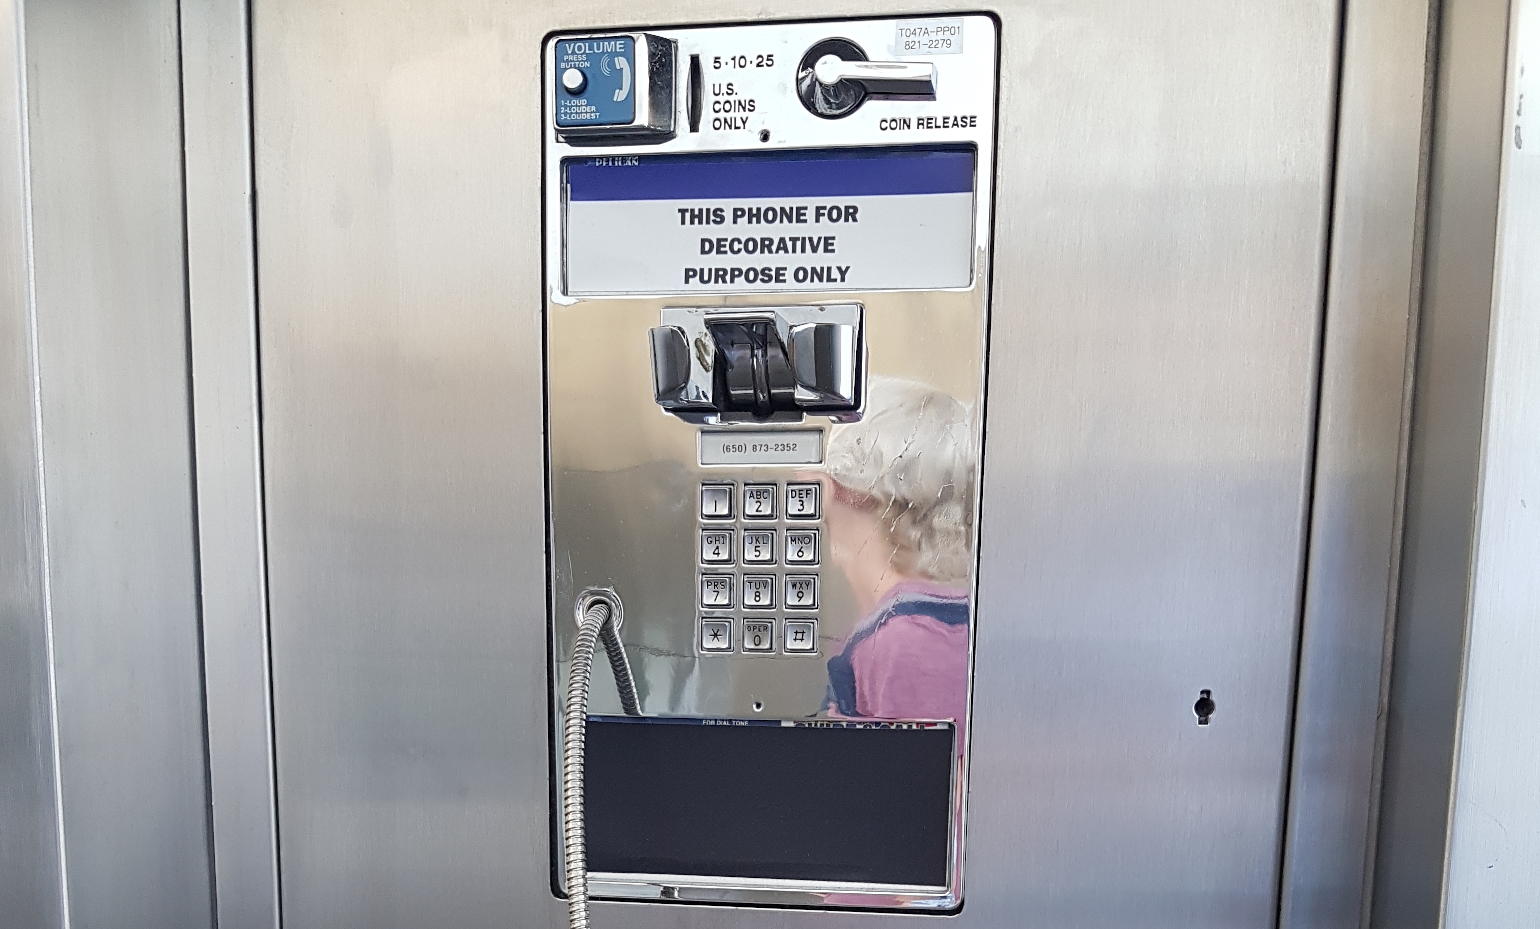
0 2 65 925
1371 0 1513 924
1444 2 1540 922
14 1 216 927
252 2 1339 927
0 0 1477 926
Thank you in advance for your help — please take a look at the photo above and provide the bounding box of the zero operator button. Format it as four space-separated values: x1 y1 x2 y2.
743 620 774 653
701 484 733 520
786 483 820 519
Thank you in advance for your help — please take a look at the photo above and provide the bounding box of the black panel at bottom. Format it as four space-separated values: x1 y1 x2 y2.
583 717 955 888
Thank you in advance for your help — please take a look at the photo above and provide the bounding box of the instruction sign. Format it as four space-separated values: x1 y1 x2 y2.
563 148 975 295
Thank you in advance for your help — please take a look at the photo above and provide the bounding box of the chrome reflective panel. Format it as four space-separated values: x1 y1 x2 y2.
545 15 998 909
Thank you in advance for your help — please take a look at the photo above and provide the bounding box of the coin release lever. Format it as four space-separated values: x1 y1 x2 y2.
813 56 936 95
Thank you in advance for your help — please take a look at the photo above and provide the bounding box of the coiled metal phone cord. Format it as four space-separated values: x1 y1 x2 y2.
562 596 638 929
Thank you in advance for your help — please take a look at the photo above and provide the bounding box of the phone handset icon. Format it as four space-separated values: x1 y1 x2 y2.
612 56 631 103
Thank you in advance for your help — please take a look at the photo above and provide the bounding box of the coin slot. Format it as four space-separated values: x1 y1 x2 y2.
688 54 703 132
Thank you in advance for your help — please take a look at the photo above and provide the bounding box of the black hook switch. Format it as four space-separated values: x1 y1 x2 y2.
707 320 794 418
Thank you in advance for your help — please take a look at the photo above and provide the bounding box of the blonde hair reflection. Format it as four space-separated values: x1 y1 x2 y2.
824 377 976 585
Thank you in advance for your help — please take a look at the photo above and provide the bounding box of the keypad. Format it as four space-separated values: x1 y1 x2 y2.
695 479 824 656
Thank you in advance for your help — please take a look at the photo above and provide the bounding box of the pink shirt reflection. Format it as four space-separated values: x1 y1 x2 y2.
826 580 970 726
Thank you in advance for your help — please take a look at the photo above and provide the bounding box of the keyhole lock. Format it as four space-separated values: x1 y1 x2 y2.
1194 689 1217 726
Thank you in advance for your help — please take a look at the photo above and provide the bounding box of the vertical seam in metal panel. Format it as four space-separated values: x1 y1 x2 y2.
1435 3 1517 922
1276 0 1352 923
13 0 70 924
172 0 222 924
1356 4 1442 926
244 0 285 921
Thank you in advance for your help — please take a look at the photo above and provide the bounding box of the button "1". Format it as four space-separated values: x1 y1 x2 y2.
701 484 734 520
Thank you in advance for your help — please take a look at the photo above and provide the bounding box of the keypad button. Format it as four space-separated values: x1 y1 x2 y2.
742 620 774 653
785 574 819 610
743 484 777 519
742 530 775 565
700 574 734 608
786 483 820 519
742 574 775 610
701 484 734 520
700 530 733 565
700 619 733 653
784 529 819 565
783 619 818 654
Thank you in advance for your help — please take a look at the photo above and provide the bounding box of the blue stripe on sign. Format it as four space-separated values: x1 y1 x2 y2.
566 147 975 201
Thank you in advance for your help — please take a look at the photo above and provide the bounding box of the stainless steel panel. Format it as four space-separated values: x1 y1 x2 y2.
252 1 545 924
1279 1 1433 926
0 1 64 925
544 17 996 909
962 2 1334 925
255 2 1338 927
1444 7 1539 923
181 0 282 927
1371 0 1512 924
22 1 214 926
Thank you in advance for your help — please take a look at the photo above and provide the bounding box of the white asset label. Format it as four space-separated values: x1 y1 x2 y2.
564 148 975 295
895 18 965 55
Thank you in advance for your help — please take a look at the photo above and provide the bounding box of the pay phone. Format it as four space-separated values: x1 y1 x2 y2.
544 14 998 919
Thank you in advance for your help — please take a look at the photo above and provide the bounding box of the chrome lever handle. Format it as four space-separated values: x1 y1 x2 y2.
813 56 936 95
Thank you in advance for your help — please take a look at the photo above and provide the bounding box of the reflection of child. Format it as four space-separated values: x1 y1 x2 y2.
821 378 975 724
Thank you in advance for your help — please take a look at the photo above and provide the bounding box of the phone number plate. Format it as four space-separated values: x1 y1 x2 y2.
700 430 823 466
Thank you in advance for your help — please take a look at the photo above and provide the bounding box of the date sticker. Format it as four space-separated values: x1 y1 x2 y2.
895 18 964 56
